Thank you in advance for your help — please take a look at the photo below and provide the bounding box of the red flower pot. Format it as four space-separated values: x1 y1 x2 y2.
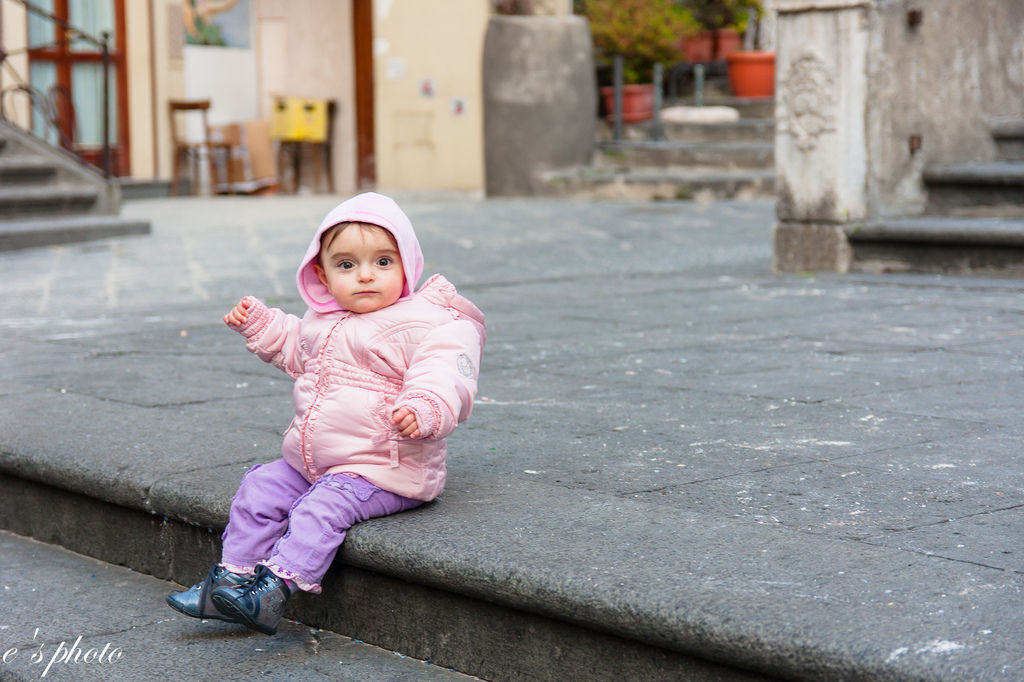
600 84 654 123
681 31 713 63
726 51 775 98
714 28 742 60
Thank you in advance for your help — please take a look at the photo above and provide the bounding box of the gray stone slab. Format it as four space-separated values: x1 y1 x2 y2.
347 474 1024 681
686 457 1023 542
0 530 473 681
0 389 282 521
864 507 1024 572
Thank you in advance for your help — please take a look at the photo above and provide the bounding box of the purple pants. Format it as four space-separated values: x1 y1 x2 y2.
220 458 422 593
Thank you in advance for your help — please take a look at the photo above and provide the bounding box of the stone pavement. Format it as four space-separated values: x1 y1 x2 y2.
0 530 475 681
1 194 1022 680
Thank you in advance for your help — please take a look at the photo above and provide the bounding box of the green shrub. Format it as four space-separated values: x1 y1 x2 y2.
583 0 699 83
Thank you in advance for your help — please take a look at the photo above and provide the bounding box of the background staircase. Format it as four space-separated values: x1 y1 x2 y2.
0 120 150 252
540 90 776 201
846 116 1024 275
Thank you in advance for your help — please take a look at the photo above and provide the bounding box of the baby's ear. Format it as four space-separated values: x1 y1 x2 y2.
312 262 328 287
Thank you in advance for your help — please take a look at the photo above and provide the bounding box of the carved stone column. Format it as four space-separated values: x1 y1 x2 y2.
772 0 873 272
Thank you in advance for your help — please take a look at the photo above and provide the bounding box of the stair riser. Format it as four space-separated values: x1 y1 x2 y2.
994 139 1024 162
661 122 774 144
595 146 774 170
0 167 58 184
925 183 1024 212
851 241 1024 277
599 122 774 144
0 195 97 219
672 98 775 119
0 474 765 682
0 221 149 252
728 100 775 119
542 176 774 201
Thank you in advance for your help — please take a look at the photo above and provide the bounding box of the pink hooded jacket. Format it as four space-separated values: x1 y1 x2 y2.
233 193 485 501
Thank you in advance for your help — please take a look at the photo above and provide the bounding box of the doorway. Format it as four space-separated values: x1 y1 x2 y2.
352 0 374 188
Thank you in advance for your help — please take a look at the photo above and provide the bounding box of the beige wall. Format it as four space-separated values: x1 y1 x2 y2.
0 2 30 127
373 0 488 191
125 1 153 178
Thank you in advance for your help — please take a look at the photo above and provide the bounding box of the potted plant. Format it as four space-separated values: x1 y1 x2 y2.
582 0 698 122
679 0 772 97
687 0 772 98
682 0 756 63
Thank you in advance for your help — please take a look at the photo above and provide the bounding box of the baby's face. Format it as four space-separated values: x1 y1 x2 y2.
313 224 405 313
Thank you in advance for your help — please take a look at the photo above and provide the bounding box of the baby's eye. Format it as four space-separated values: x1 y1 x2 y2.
337 260 355 270
377 257 393 267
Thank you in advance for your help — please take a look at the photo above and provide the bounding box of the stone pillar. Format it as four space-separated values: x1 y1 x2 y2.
772 0 873 272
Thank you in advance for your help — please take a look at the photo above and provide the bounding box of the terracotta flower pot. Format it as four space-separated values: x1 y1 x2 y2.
726 51 775 98
714 28 742 60
680 31 713 63
600 84 654 123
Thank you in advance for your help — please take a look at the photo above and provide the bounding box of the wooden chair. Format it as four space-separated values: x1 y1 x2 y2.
168 99 234 195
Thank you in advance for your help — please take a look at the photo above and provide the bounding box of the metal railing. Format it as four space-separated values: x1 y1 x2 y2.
0 0 112 176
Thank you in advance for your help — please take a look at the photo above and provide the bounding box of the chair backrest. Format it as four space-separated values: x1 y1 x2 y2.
168 99 212 147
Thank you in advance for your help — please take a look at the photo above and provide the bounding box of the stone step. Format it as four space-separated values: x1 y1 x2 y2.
0 470 781 682
114 177 176 199
0 530 475 681
0 184 100 219
0 214 151 251
594 140 774 170
600 118 775 144
923 161 1024 212
0 155 59 184
990 116 1024 161
845 216 1024 276
669 95 775 119
539 166 774 201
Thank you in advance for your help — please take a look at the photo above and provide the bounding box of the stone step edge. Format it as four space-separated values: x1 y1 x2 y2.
0 216 151 252
543 167 775 182
2 403 1013 681
990 116 1024 139
0 156 59 173
845 217 1024 247
923 162 1024 185
0 471 777 682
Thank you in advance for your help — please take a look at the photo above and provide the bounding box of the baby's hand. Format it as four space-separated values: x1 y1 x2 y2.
224 297 253 327
392 407 422 439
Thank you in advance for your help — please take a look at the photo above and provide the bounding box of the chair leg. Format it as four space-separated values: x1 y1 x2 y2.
170 149 181 196
191 152 201 196
207 145 220 195
323 142 334 193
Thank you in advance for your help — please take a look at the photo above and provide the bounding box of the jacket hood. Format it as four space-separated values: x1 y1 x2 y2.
296 192 425 313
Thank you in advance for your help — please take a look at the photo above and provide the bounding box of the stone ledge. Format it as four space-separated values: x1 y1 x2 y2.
846 217 1024 247
2 455 1021 681
990 116 1024 139
0 215 151 252
923 162 1024 185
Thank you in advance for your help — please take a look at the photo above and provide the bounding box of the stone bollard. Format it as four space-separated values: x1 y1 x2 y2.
483 15 596 196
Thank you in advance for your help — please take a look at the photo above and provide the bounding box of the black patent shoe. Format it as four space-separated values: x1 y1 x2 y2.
166 564 250 621
210 565 292 635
